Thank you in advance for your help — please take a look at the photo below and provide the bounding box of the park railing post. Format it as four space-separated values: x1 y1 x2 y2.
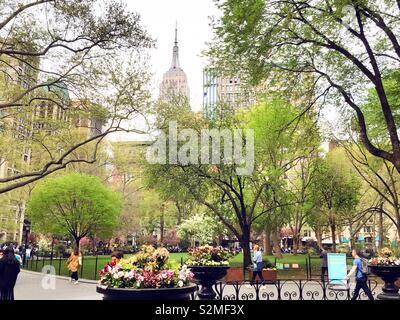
306 258 309 280
50 238 54 267
42 253 45 269
94 255 98 280
80 255 85 279
35 254 39 271
58 256 62 276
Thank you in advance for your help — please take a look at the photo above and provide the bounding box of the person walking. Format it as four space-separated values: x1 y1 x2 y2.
67 248 81 285
346 248 374 300
250 245 264 285
320 246 330 281
0 247 21 300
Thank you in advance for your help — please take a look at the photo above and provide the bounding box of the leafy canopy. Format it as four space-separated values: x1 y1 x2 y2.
27 173 122 241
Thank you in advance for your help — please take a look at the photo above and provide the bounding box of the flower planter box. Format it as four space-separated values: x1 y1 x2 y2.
249 269 278 282
225 267 245 282
369 265 400 300
190 266 230 299
96 283 197 300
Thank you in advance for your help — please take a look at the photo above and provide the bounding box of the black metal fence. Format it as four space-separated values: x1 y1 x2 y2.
21 253 107 281
211 279 379 300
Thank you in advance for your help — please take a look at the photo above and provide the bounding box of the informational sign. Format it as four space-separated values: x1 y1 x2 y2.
276 263 284 270
327 253 347 288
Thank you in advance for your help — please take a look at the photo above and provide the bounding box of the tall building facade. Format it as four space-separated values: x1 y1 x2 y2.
159 24 190 102
203 68 255 120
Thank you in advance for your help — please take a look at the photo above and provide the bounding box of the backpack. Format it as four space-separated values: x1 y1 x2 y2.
360 258 370 277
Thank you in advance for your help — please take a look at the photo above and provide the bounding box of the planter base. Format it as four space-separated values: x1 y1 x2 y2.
369 265 400 301
190 266 230 300
377 293 400 301
96 284 197 300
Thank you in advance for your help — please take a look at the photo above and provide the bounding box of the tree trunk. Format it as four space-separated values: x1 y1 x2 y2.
73 235 81 252
271 230 283 259
176 202 182 225
241 227 252 270
159 205 165 245
350 237 356 249
315 227 323 250
292 233 300 255
330 222 337 253
263 226 272 255
379 208 384 250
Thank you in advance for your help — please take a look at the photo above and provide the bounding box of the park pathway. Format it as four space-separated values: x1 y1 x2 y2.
15 270 102 300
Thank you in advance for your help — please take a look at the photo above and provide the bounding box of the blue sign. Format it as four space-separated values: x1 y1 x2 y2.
375 235 380 241
327 253 347 286
358 234 365 241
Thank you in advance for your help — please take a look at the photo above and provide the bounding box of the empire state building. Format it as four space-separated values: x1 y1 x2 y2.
159 24 190 102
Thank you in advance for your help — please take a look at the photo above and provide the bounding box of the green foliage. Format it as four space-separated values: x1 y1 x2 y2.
27 173 122 244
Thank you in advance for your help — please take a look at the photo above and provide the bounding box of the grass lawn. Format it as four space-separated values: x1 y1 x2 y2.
23 252 354 280
23 253 189 281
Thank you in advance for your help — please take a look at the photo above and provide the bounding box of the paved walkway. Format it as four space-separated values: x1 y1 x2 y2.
15 271 102 300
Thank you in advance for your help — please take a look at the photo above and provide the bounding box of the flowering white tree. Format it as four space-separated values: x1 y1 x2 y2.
177 214 227 247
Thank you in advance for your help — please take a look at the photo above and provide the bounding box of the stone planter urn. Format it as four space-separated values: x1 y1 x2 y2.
190 266 230 299
96 283 197 300
369 265 400 300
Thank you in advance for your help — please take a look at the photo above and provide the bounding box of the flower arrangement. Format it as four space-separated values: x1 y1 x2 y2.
185 245 231 266
99 245 193 289
369 247 400 266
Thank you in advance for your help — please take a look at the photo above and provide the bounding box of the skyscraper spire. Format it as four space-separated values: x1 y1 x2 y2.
171 22 180 69
175 20 178 46
160 22 190 103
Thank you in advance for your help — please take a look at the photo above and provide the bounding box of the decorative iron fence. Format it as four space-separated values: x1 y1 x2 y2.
210 279 379 300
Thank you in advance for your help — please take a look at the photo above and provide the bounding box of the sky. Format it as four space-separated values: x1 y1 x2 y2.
125 0 220 111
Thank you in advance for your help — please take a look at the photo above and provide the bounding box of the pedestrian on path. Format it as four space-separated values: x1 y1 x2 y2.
0 247 21 300
320 246 330 281
346 248 374 300
250 245 264 285
67 248 82 285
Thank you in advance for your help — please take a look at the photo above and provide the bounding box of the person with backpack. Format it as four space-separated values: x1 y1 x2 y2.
346 248 374 300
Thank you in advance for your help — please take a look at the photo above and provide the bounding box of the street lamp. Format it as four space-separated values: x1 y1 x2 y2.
22 219 31 265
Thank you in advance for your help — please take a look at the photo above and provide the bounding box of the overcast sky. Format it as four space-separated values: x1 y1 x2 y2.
125 0 220 111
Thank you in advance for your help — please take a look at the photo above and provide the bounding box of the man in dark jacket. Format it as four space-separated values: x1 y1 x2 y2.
320 246 330 281
0 247 21 300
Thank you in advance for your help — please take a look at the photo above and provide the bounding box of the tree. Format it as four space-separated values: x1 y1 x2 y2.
340 70 400 241
27 172 122 250
0 0 153 193
177 213 227 247
209 0 400 173
145 96 318 266
310 150 361 252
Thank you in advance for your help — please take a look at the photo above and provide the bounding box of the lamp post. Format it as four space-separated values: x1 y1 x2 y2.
22 219 31 265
